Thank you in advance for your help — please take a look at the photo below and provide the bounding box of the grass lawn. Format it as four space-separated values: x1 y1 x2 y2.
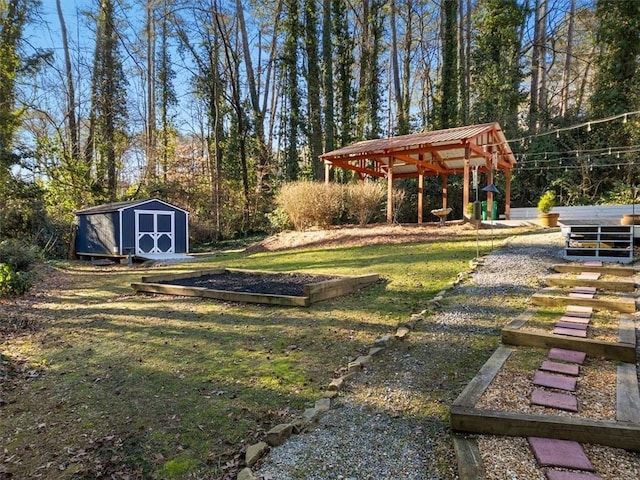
0 228 529 479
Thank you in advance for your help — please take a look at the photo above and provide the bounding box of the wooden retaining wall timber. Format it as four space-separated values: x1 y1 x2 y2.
543 274 636 292
531 292 636 313
551 263 637 277
501 311 636 362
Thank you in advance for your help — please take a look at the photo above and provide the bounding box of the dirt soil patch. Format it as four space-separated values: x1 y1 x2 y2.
247 222 477 253
160 271 338 297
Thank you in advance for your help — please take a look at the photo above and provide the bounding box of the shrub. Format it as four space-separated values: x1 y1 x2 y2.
0 263 31 296
0 239 43 272
390 188 407 222
537 190 556 214
344 181 386 225
276 181 344 231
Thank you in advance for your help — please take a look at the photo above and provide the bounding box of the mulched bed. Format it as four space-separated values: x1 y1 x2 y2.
160 271 338 297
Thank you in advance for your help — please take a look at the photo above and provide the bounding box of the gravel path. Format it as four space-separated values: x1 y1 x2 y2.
256 230 568 480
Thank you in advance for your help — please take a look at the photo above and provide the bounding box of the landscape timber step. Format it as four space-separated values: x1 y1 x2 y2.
502 311 635 362
551 263 637 277
528 437 594 471
531 389 578 411
452 434 487 480
583 261 603 267
540 360 580 376
552 327 588 338
451 346 640 450
543 272 636 292
617 363 640 424
531 292 636 313
532 371 577 391
548 348 586 364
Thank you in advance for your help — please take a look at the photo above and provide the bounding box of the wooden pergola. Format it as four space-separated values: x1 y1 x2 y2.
320 122 517 223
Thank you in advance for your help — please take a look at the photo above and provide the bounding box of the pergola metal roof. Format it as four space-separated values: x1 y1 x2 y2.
320 122 516 179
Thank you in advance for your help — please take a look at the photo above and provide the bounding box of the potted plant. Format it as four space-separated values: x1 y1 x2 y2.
538 190 559 227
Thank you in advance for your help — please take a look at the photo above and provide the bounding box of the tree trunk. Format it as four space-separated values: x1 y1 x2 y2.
322 0 334 156
304 0 324 179
145 0 157 184
560 0 576 118
56 0 79 164
390 0 407 134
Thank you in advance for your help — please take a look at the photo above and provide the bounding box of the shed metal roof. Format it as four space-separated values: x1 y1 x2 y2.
76 198 188 215
321 122 516 178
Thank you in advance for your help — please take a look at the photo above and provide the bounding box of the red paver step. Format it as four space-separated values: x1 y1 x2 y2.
546 471 603 480
565 305 593 319
577 272 601 281
528 437 594 471
553 326 588 338
540 360 580 376
559 315 590 325
569 292 595 299
583 261 603 267
533 371 577 391
548 348 586 364
531 389 578 411
555 321 588 331
572 286 597 294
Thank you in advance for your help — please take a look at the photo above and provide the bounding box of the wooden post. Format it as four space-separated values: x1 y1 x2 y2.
463 145 470 211
324 162 330 184
441 174 448 209
505 168 512 219
487 168 494 219
418 168 424 224
387 157 394 223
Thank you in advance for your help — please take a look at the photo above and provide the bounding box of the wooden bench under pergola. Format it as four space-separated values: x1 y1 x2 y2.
320 122 517 223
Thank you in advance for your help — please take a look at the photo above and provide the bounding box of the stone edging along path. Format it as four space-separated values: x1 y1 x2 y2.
235 260 481 480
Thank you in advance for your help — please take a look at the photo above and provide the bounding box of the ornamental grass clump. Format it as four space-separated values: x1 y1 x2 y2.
344 181 386 225
276 181 344 230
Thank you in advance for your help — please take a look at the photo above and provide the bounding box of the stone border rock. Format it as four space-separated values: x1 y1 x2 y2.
236 257 487 479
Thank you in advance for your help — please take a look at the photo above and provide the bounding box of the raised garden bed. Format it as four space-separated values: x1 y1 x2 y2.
131 268 379 306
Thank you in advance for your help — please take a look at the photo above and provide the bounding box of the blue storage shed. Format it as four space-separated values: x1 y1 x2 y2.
75 199 189 258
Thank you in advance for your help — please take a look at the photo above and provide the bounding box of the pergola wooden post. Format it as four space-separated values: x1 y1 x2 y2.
387 157 394 223
418 166 424 224
463 145 471 209
487 168 494 219
324 163 331 184
505 168 512 219
441 174 448 209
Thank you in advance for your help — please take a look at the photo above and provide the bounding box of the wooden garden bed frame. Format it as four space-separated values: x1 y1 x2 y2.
131 268 379 307
451 345 640 467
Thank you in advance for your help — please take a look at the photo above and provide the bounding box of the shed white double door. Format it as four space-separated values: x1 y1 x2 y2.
135 210 175 254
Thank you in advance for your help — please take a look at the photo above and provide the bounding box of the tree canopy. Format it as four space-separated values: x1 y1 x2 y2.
3 0 639 251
